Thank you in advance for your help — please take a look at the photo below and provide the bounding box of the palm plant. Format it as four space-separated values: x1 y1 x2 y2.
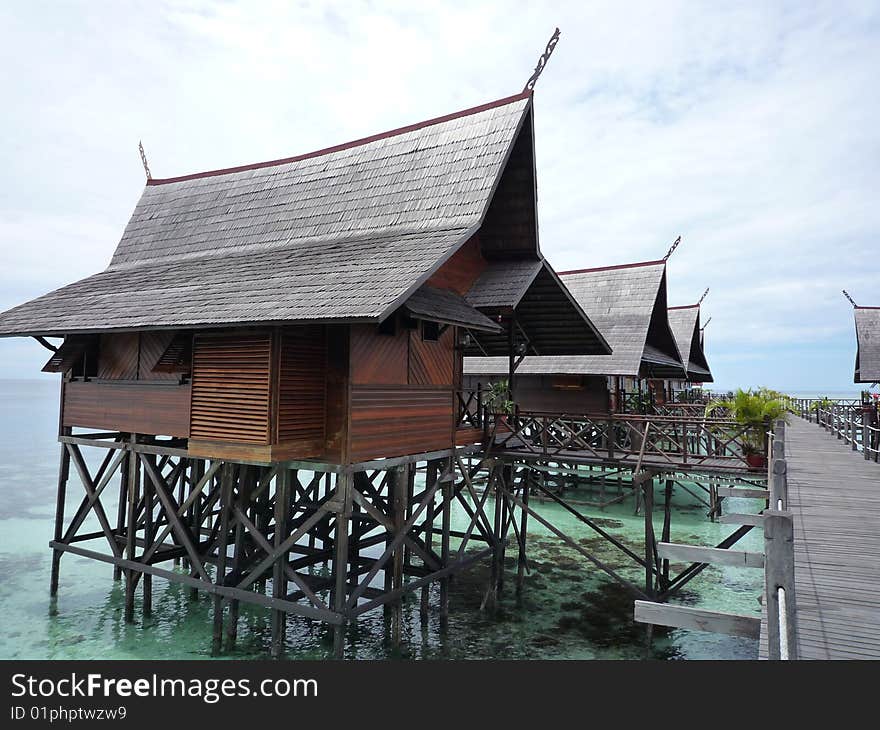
482 380 515 415
809 397 834 413
705 388 788 456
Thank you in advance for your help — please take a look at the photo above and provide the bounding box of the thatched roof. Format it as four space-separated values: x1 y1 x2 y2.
465 259 682 378
667 304 713 382
854 307 880 383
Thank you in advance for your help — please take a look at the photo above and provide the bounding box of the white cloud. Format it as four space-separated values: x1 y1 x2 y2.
0 0 877 388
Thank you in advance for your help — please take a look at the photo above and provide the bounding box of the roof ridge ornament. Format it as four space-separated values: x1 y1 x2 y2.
698 287 710 305
700 316 712 331
842 289 857 307
138 140 152 181
523 28 561 92
663 235 682 261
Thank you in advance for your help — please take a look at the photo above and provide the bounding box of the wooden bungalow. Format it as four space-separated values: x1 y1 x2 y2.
664 303 713 394
0 91 609 466
854 306 880 384
464 259 684 412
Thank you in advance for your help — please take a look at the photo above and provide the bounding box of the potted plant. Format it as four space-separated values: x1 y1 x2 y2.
705 388 788 470
482 380 515 417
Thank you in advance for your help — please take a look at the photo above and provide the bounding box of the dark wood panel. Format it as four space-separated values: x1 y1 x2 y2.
425 234 487 294
324 325 351 464
350 324 408 385
190 332 271 444
63 381 191 437
512 375 610 413
350 386 453 461
97 333 139 380
139 331 184 380
409 326 455 386
277 326 326 443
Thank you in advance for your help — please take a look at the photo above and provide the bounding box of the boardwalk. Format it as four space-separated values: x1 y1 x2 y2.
764 416 880 659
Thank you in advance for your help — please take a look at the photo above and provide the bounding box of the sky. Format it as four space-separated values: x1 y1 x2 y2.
0 0 878 392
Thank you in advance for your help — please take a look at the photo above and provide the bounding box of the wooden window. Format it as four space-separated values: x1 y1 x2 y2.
421 320 440 342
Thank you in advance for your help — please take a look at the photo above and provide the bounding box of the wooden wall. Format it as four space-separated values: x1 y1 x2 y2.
190 331 272 444
63 380 191 437
276 326 326 452
97 331 183 381
463 373 611 414
349 322 458 462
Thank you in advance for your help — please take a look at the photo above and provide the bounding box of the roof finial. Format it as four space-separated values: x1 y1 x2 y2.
842 289 857 307
138 140 152 181
523 28 561 92
663 235 682 260
700 316 712 331
698 287 710 305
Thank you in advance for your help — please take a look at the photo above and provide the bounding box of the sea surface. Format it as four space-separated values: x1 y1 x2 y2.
0 378 766 660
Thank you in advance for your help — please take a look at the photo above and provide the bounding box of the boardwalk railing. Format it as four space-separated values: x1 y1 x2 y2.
764 419 798 660
806 406 880 463
490 411 766 471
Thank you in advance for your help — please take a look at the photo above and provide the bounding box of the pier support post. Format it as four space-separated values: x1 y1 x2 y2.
142 455 154 617
332 472 352 659
643 476 655 599
516 467 530 595
421 460 439 618
764 510 797 660
124 442 140 623
439 458 452 626
212 463 233 655
660 479 672 590
271 467 290 658
49 442 71 597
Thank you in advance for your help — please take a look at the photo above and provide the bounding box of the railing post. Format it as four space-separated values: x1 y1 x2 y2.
850 409 857 451
764 510 797 660
864 409 871 461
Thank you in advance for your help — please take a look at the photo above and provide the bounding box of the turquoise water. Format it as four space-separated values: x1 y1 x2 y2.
0 379 762 660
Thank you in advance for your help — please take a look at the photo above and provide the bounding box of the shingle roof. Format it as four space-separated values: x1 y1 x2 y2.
854 307 880 383
465 260 543 309
405 285 501 332
668 304 713 383
0 92 532 337
465 259 681 377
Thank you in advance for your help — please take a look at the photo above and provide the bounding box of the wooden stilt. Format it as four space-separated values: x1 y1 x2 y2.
421 460 438 617
50 441 71 596
112 441 128 582
124 443 139 623
142 455 154 617
516 466 530 595
212 463 233 655
661 479 673 590
271 467 289 658
439 460 452 626
332 472 352 659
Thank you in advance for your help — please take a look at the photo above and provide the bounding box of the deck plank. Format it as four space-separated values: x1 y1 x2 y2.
760 417 880 660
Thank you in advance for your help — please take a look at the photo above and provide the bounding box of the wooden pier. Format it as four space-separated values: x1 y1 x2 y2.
760 415 880 659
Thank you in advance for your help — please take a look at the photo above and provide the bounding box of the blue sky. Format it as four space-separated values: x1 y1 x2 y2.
0 0 878 391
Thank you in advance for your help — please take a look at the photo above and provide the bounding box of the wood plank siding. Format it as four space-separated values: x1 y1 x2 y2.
349 320 459 461
190 331 272 444
276 326 326 450
350 386 453 462
62 380 191 437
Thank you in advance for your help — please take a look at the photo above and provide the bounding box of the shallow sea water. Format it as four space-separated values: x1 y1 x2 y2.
0 379 762 660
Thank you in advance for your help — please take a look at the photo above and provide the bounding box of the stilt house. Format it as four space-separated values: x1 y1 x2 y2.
464 259 684 412
665 303 713 392
0 91 609 466
854 306 880 384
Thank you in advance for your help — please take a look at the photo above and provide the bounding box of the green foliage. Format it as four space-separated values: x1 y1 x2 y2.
482 380 515 415
705 388 788 452
809 397 834 412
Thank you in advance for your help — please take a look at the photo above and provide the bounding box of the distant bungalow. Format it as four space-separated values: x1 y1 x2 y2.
664 302 713 396
464 259 684 412
854 305 880 384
